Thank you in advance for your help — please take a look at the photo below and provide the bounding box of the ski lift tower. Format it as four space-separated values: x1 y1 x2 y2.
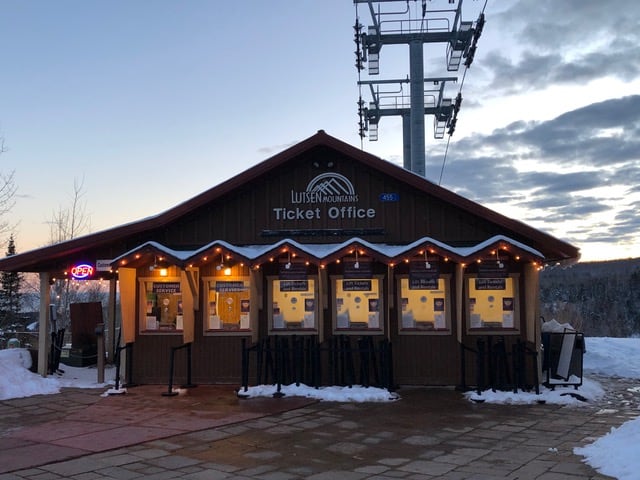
354 0 484 177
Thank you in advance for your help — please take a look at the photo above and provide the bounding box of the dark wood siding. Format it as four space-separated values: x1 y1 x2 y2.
392 335 461 385
145 146 517 249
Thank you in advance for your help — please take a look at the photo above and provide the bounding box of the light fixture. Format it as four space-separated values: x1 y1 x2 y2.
159 268 168 277
285 252 291 270
223 267 232 276
496 249 504 269
216 252 224 271
354 250 360 269
425 251 431 269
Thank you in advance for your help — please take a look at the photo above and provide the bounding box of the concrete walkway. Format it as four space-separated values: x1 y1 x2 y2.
1 376 638 479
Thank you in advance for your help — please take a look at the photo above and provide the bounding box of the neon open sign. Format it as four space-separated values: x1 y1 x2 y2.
71 263 94 279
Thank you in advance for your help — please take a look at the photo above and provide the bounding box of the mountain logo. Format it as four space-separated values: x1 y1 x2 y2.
291 173 359 204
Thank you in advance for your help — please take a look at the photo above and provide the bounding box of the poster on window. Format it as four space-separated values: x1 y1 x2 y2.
279 280 309 292
215 281 247 292
152 282 180 294
475 278 506 290
502 297 514 311
305 298 315 311
434 298 445 312
241 299 250 313
342 280 372 291
208 315 220 330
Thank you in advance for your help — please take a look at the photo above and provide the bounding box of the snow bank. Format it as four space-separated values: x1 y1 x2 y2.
0 348 60 400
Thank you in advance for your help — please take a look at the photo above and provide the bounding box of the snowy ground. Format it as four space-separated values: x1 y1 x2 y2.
1 337 639 479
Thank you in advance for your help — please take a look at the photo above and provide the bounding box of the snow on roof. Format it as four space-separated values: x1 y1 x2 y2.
113 235 544 267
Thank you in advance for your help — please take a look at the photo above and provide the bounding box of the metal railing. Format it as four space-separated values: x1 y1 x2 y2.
459 337 540 395
162 342 197 397
240 335 394 397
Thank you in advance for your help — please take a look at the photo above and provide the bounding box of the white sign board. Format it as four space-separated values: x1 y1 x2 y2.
96 259 113 272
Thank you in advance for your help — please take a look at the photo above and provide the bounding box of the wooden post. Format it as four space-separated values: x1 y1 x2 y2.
107 277 117 363
96 323 105 384
37 273 51 377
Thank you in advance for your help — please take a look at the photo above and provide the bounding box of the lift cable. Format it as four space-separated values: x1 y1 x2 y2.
355 2 365 149
437 0 488 186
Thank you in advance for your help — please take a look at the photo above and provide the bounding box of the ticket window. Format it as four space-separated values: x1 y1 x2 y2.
333 277 383 334
398 276 451 334
466 275 519 333
205 278 252 332
140 278 183 333
270 278 318 333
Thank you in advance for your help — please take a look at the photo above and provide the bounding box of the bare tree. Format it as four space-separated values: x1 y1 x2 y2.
0 137 18 246
47 176 95 329
48 176 91 245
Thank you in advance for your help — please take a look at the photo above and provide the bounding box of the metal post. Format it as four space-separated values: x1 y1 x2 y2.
256 338 264 385
273 336 284 398
387 341 395 392
162 346 178 397
476 338 485 395
124 342 137 387
181 343 197 389
113 345 123 390
293 336 302 387
532 349 540 395
241 338 249 392
458 342 467 391
409 40 425 176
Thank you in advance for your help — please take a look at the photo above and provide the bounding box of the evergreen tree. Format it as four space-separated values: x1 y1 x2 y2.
0 235 23 330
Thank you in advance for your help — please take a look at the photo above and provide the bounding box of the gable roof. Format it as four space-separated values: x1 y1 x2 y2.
0 130 579 272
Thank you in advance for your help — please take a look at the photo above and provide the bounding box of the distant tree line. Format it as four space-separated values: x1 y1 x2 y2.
540 258 640 337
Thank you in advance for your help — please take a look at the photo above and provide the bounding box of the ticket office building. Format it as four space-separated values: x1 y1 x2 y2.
0 131 579 386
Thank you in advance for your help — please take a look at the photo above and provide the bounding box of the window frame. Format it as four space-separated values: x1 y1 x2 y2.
267 275 320 335
331 274 384 335
465 273 520 335
138 276 183 335
203 275 255 336
396 274 452 336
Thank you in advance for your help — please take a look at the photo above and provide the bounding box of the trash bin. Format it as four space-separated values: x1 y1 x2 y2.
7 338 20 349
542 330 585 388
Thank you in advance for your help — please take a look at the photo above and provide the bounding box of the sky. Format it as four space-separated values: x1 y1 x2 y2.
2 335 640 479
0 0 638 262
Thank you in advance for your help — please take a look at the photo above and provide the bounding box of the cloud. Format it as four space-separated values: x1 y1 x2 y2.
483 1 640 94
257 140 299 155
440 95 640 249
